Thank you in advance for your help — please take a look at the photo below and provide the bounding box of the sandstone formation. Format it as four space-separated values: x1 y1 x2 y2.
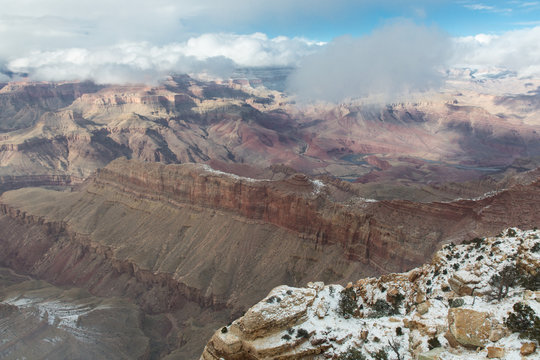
201 228 540 359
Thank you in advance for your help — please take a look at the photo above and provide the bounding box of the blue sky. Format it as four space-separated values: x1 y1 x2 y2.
180 1 540 40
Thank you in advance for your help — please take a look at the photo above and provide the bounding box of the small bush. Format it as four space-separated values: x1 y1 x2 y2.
287 327 294 335
266 295 281 304
452 263 460 270
532 243 540 253
505 302 540 342
221 327 228 334
371 299 397 318
337 347 366 360
371 348 388 360
286 290 293 295
281 334 291 341
489 265 520 301
449 298 464 308
507 228 517 237
442 285 450 292
339 287 358 317
463 237 484 248
427 336 441 350
521 272 540 291
296 328 310 338
395 327 403 336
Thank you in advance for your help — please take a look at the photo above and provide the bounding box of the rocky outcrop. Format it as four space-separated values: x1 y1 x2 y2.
201 228 540 359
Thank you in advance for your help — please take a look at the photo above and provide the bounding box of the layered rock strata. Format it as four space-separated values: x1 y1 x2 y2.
0 158 539 357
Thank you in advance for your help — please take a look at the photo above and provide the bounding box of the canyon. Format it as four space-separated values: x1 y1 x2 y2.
0 76 539 201
0 158 539 358
0 73 539 358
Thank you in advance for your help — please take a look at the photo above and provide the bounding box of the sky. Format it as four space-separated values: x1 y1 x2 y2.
1 0 540 100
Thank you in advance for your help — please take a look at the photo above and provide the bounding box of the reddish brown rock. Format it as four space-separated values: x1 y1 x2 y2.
521 342 537 356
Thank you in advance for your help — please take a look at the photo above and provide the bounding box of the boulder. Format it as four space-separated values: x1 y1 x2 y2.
417 347 444 360
237 285 316 339
447 308 497 348
448 270 482 296
417 301 431 315
521 342 537 356
316 298 329 319
486 346 505 358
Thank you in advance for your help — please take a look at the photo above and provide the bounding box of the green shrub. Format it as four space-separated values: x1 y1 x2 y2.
371 348 388 360
507 228 517 237
449 298 464 308
505 302 540 342
395 327 403 336
489 265 520 301
339 287 358 317
337 347 366 360
428 336 441 350
281 334 291 341
371 299 396 318
221 327 228 334
296 328 310 338
521 272 540 291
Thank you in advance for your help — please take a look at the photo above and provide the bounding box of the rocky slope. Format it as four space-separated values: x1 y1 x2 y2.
0 159 539 357
201 228 540 359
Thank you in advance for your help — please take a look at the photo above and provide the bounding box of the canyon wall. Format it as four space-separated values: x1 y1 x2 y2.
0 158 538 357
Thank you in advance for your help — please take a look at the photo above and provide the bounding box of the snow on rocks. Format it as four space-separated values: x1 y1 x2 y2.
201 228 540 359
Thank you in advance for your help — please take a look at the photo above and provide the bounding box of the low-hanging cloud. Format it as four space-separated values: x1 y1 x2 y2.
6 34 321 84
454 26 540 78
286 21 452 102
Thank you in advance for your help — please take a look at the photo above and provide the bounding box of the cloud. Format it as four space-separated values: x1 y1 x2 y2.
454 26 540 77
182 33 323 67
6 34 321 84
286 21 452 102
463 2 512 13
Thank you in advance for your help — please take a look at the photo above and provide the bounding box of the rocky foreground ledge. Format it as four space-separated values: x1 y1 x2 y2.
201 228 540 359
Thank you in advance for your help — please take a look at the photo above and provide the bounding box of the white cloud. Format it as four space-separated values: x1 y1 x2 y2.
6 34 321 84
454 26 540 77
286 21 452 102
182 33 322 67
